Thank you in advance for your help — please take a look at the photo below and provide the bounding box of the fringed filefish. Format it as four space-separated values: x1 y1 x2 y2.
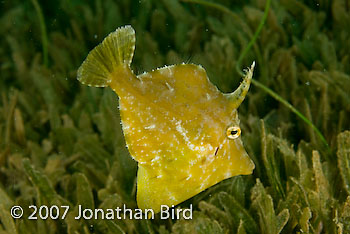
77 25 255 213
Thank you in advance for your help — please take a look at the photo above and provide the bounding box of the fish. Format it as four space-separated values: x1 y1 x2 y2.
77 25 255 213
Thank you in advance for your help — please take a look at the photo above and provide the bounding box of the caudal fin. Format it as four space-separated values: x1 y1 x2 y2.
77 25 136 87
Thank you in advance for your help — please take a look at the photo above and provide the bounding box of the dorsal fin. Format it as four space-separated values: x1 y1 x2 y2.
77 25 136 87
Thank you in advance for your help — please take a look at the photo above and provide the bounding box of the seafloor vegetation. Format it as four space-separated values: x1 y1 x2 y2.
1 0 350 233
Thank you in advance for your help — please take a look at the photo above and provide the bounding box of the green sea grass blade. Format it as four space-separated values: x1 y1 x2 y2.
312 151 330 203
181 0 238 18
0 204 18 234
337 131 350 195
311 150 335 231
251 179 289 234
172 212 225 234
74 135 112 170
299 207 312 233
105 220 125 234
261 121 285 199
198 201 232 229
218 192 258 234
237 220 247 234
22 158 57 202
276 209 289 234
195 216 224 234
31 0 48 66
235 0 271 74
0 188 12 210
30 69 61 130
338 196 350 233
74 173 94 210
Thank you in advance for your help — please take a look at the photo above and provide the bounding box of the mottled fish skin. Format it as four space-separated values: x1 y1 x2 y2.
108 64 254 212
77 25 255 213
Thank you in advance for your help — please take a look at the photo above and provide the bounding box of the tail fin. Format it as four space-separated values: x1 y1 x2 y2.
77 25 136 87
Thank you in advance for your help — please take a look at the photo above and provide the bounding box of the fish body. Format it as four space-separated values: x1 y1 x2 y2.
78 25 255 213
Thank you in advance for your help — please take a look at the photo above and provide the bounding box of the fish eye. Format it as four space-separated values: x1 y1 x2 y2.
226 126 241 139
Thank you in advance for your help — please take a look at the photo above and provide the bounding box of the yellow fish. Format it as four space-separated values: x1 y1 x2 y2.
77 25 255 213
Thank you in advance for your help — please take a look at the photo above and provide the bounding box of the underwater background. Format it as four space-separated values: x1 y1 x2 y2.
1 0 350 233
